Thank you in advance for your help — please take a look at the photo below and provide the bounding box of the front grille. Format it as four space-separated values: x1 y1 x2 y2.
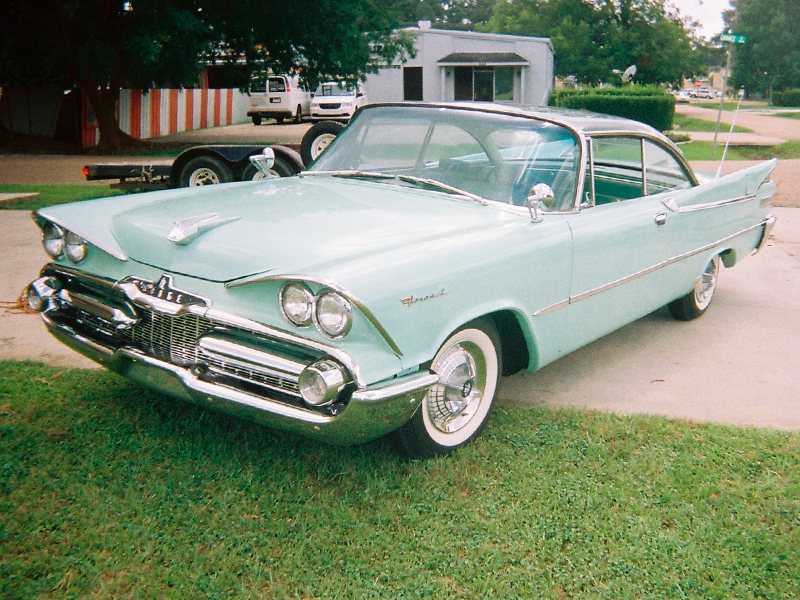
130 311 215 365
320 103 341 109
201 353 300 395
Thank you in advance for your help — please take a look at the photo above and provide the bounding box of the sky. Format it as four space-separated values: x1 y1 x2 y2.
669 0 733 39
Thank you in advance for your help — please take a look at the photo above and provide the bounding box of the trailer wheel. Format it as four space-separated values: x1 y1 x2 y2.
300 121 345 165
242 154 298 180
179 156 234 187
251 115 262 126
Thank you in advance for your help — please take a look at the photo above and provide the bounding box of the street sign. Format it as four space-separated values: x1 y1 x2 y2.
720 34 747 44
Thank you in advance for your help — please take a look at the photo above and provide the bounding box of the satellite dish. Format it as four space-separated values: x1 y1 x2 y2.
621 65 637 83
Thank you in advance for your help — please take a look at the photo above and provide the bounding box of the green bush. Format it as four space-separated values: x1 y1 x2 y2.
773 89 800 107
549 86 676 132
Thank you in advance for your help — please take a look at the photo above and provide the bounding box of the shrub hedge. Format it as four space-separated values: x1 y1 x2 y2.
549 86 676 132
773 89 800 107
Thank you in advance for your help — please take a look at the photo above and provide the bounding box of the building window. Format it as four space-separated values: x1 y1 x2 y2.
453 66 516 102
404 67 423 101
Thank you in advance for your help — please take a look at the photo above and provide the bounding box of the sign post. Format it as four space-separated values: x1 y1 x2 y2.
713 34 748 159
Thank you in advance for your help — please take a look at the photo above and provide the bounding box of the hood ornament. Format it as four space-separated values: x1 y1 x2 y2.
168 212 241 245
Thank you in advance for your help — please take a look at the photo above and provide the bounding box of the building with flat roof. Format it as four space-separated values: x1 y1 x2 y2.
365 22 554 106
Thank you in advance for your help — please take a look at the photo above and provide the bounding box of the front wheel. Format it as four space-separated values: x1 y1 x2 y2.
251 115 262 126
668 255 721 321
179 156 234 187
391 319 501 458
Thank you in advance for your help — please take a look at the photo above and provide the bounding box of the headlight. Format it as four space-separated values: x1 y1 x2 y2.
298 360 346 406
42 222 65 258
63 231 88 263
314 291 352 339
280 283 314 327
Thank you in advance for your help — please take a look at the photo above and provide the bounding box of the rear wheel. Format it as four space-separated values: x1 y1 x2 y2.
179 156 234 187
294 105 303 123
668 255 721 321
275 116 285 124
300 120 345 165
391 319 501 458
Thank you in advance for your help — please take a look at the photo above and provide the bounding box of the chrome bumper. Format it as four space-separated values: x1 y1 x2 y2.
43 313 437 445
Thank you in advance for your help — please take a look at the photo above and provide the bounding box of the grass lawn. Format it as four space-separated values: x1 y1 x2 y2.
672 113 751 133
0 184 134 211
767 111 800 121
697 101 769 111
1 361 798 599
676 140 800 161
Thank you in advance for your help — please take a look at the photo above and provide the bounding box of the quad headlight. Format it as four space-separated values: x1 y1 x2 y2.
63 231 88 263
280 283 314 327
314 291 352 338
42 222 65 258
280 284 353 339
41 221 88 263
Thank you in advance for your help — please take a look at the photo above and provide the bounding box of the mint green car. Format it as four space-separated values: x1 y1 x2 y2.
26 103 777 458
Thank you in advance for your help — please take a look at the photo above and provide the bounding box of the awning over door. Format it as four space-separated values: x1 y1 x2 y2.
437 52 529 67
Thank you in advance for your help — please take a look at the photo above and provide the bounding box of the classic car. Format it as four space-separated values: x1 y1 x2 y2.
25 102 777 458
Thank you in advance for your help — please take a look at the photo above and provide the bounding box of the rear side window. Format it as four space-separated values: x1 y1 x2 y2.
268 78 287 93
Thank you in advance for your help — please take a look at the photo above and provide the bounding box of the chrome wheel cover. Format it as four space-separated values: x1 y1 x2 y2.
694 255 720 310
188 168 221 186
422 328 498 447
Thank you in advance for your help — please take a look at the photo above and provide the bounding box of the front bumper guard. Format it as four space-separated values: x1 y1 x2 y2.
42 313 437 445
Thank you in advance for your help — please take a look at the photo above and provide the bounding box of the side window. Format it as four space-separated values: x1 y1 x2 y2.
590 137 644 204
643 140 692 195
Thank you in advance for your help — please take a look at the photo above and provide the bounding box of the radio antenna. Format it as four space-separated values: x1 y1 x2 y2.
716 88 745 178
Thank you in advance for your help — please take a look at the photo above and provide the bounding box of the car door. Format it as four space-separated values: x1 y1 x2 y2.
560 135 695 353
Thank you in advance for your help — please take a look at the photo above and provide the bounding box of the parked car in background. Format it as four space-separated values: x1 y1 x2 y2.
27 103 777 458
247 73 311 125
670 89 693 103
310 81 367 122
690 87 717 100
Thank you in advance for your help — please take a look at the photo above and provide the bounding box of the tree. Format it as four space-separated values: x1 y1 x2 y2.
726 0 800 95
0 0 411 150
482 0 704 86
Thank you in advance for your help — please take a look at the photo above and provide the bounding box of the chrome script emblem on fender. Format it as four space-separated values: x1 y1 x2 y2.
401 289 446 306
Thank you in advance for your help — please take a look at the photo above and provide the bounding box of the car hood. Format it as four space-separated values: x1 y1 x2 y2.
102 177 508 282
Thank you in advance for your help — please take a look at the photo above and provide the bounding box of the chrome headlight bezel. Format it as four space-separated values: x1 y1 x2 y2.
313 291 353 339
279 282 315 327
42 222 65 259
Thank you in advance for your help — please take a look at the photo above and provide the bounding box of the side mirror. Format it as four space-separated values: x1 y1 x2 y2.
525 183 555 223
249 147 276 178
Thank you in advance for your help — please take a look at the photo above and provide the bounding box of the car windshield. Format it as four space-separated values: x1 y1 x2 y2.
315 82 357 97
309 105 581 210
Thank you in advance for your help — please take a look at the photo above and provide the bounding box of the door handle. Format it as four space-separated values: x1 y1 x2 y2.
654 213 668 226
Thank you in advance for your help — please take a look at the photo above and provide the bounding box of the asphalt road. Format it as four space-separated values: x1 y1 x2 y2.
2 110 799 430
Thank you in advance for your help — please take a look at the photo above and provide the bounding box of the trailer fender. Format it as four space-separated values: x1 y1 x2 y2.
170 144 304 187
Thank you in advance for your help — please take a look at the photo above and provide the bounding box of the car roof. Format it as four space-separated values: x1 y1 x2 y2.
366 101 665 140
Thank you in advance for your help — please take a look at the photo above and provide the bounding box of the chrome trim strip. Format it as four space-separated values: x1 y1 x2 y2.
61 289 138 328
533 218 771 316
34 213 129 261
226 274 404 357
197 336 306 377
663 193 755 213
352 372 439 403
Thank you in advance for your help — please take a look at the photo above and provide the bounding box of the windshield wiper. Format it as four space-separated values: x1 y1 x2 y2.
302 170 488 205
301 170 395 181
395 175 488 205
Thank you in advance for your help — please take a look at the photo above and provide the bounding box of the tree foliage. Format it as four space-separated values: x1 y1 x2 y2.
0 0 411 149
483 0 704 86
726 0 800 95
